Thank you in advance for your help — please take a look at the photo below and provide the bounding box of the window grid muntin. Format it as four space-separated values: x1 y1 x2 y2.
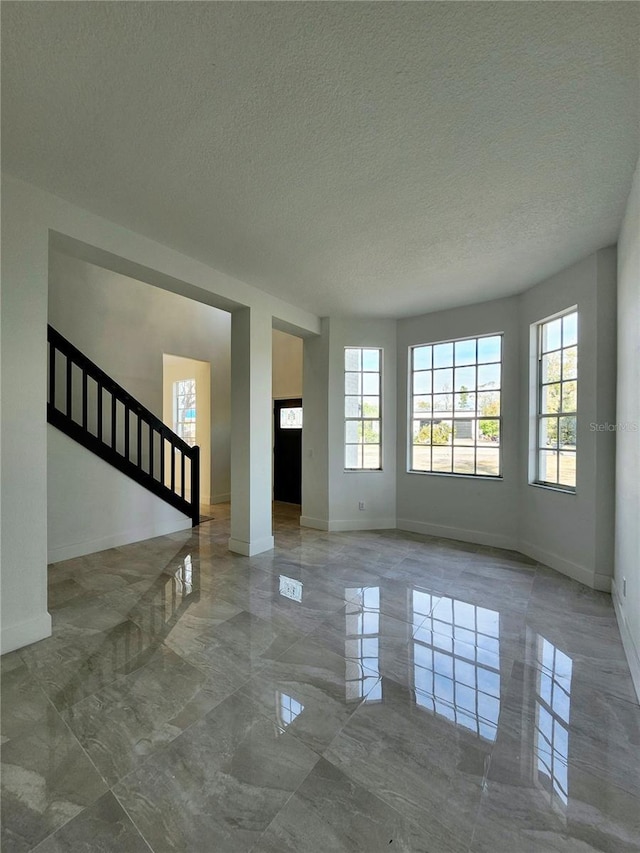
535 311 577 490
410 334 503 478
344 348 382 471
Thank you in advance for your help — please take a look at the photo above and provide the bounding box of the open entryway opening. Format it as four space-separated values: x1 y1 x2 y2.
163 354 212 509
272 330 303 506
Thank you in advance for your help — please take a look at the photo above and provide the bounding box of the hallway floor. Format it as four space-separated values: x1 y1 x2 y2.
2 504 639 852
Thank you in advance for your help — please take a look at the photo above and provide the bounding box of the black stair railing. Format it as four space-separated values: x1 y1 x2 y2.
47 325 200 526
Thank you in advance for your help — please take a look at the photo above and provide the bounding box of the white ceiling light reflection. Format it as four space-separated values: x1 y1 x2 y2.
412 593 501 741
345 587 382 704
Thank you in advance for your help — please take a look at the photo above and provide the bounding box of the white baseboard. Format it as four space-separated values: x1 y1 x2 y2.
519 540 604 589
300 516 329 531
48 518 192 564
397 517 518 551
211 493 231 505
1 612 52 655
611 579 640 704
328 517 397 532
228 535 274 556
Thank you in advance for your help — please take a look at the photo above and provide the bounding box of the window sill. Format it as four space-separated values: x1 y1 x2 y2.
344 468 384 474
529 481 576 495
406 470 502 482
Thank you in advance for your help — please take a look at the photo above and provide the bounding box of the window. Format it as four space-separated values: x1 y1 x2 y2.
279 406 303 429
173 378 197 446
535 310 577 490
344 348 382 470
409 334 502 477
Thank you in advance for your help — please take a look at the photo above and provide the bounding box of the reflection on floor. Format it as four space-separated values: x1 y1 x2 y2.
2 502 639 852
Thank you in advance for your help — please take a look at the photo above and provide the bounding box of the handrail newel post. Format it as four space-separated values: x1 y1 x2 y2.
191 445 200 527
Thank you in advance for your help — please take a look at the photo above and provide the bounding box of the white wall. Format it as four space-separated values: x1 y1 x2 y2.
519 249 617 590
49 251 231 504
163 355 211 504
272 329 303 399
396 296 521 549
396 249 617 590
1 173 320 654
614 157 640 700
302 317 397 531
48 427 191 563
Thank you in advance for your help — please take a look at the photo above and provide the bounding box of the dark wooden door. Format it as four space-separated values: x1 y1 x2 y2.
274 399 302 504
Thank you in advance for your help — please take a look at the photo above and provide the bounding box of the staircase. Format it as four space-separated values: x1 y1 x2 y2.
47 325 200 526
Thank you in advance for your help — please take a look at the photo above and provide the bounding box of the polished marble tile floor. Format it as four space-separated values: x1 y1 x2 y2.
2 503 639 852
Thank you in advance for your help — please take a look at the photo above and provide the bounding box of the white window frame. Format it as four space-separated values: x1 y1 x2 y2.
408 333 503 478
344 347 383 472
533 308 577 492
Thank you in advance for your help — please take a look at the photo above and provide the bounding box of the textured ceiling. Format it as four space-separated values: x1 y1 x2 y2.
2 2 638 318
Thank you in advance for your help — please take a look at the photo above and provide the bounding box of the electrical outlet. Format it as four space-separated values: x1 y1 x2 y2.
358 501 365 511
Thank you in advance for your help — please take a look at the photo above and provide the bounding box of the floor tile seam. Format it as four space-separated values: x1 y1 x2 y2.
106 791 157 853
103 678 256 795
17 690 114 852
319 739 480 853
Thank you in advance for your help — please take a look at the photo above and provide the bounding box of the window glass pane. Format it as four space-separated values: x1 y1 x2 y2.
477 336 501 364
433 394 451 412
345 372 361 394
477 391 500 416
433 369 453 393
558 452 576 488
362 349 380 371
478 419 500 444
412 443 431 471
558 417 576 448
432 446 452 472
477 363 500 389
539 450 558 483
362 396 380 417
345 444 362 468
432 420 452 445
345 396 361 417
476 448 500 477
454 366 475 392
345 421 360 443
563 313 577 347
542 319 562 352
541 385 561 414
362 373 379 395
455 339 476 366
413 371 431 395
414 395 432 413
433 342 454 368
562 347 577 380
345 349 361 370
542 352 561 384
363 445 380 469
280 407 303 429
539 417 558 449
453 446 475 474
413 346 432 370
455 391 475 412
362 420 380 443
561 381 577 413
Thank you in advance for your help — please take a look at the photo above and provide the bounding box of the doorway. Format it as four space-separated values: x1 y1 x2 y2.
274 398 302 504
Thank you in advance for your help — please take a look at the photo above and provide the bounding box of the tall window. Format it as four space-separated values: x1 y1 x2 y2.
535 310 577 490
174 379 196 446
345 348 382 470
410 334 502 477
